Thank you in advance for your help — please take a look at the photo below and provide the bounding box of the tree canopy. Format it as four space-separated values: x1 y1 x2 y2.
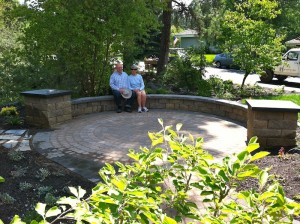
220 0 285 88
11 0 160 96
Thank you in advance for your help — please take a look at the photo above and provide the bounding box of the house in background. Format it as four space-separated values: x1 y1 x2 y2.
285 36 300 47
174 29 200 48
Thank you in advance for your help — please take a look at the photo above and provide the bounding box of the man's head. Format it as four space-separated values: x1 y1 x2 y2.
115 63 123 74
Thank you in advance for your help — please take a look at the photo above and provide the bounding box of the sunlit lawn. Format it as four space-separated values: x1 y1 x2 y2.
205 54 216 64
242 94 300 121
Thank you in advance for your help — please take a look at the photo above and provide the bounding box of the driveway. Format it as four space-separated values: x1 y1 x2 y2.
204 67 300 93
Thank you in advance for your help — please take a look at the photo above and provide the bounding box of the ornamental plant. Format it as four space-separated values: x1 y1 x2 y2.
0 105 23 126
0 106 18 116
6 119 300 223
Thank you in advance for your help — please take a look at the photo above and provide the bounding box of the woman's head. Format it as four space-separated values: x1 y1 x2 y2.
131 64 138 75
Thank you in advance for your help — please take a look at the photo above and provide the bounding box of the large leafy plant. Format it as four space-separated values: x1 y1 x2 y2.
7 119 300 223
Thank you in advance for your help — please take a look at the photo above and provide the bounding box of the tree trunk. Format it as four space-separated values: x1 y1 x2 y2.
241 71 250 90
157 0 172 76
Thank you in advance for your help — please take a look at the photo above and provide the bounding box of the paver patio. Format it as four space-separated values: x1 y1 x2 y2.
32 109 247 182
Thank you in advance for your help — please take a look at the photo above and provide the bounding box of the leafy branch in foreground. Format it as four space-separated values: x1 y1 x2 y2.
7 119 300 223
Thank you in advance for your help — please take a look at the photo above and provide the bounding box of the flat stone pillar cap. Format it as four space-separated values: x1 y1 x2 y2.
246 99 300 112
21 89 72 98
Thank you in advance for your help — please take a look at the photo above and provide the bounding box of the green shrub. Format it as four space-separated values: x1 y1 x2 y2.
10 166 27 178
0 106 18 116
0 193 15 204
197 79 212 97
7 119 300 224
8 150 25 162
19 182 33 191
5 116 23 126
37 186 53 198
35 168 51 182
163 47 207 93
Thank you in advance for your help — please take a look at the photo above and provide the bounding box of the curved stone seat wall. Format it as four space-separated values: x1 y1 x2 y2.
71 94 248 126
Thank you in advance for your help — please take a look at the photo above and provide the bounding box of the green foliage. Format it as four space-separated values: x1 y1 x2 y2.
205 54 216 64
207 75 285 100
145 87 171 94
19 182 33 191
44 193 58 206
37 186 53 198
35 168 51 182
0 105 23 125
163 47 207 93
8 150 25 162
6 0 160 97
9 119 300 224
220 0 285 88
243 94 300 106
0 193 16 204
0 176 5 183
4 115 23 126
0 106 18 116
10 166 27 178
197 79 212 97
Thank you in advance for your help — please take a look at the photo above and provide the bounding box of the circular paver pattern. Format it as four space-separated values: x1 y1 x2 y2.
33 109 247 182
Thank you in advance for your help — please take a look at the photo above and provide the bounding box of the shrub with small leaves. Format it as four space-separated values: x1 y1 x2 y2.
10 166 27 178
36 186 53 198
0 193 16 204
8 150 25 162
0 106 18 116
44 193 57 206
19 182 33 191
35 168 51 182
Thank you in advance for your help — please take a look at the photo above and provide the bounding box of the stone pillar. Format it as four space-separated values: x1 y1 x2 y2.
246 100 300 148
21 89 72 128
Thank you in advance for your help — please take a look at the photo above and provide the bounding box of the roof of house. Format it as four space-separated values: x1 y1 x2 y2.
175 29 199 38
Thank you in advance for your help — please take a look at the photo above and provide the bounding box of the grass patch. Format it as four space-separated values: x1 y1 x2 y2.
205 54 216 64
242 94 300 121
242 94 300 105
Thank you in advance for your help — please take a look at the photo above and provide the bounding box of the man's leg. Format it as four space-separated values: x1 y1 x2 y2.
112 90 123 113
125 91 136 112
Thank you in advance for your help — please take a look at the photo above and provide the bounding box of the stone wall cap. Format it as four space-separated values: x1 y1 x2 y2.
21 89 72 98
72 95 114 104
246 99 300 112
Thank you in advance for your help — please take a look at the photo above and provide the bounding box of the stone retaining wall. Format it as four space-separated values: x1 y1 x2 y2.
72 94 248 126
22 91 299 148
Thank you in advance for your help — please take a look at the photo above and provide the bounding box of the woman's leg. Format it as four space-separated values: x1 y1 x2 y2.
135 90 142 107
141 91 147 107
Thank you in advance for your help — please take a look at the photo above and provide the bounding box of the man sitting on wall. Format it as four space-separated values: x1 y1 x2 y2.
109 63 136 113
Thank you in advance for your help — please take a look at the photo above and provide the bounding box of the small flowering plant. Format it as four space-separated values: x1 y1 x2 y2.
278 147 285 159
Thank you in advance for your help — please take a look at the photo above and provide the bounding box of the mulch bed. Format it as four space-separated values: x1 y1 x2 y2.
0 148 95 223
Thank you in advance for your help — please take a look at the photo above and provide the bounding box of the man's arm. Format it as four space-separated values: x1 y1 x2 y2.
109 73 119 91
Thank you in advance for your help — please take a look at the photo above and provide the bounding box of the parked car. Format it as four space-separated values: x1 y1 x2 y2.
213 53 233 68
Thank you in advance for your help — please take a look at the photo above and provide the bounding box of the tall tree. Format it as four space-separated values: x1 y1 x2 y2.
157 0 172 76
272 0 300 41
220 0 285 89
157 0 198 76
13 0 159 96
0 0 25 103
